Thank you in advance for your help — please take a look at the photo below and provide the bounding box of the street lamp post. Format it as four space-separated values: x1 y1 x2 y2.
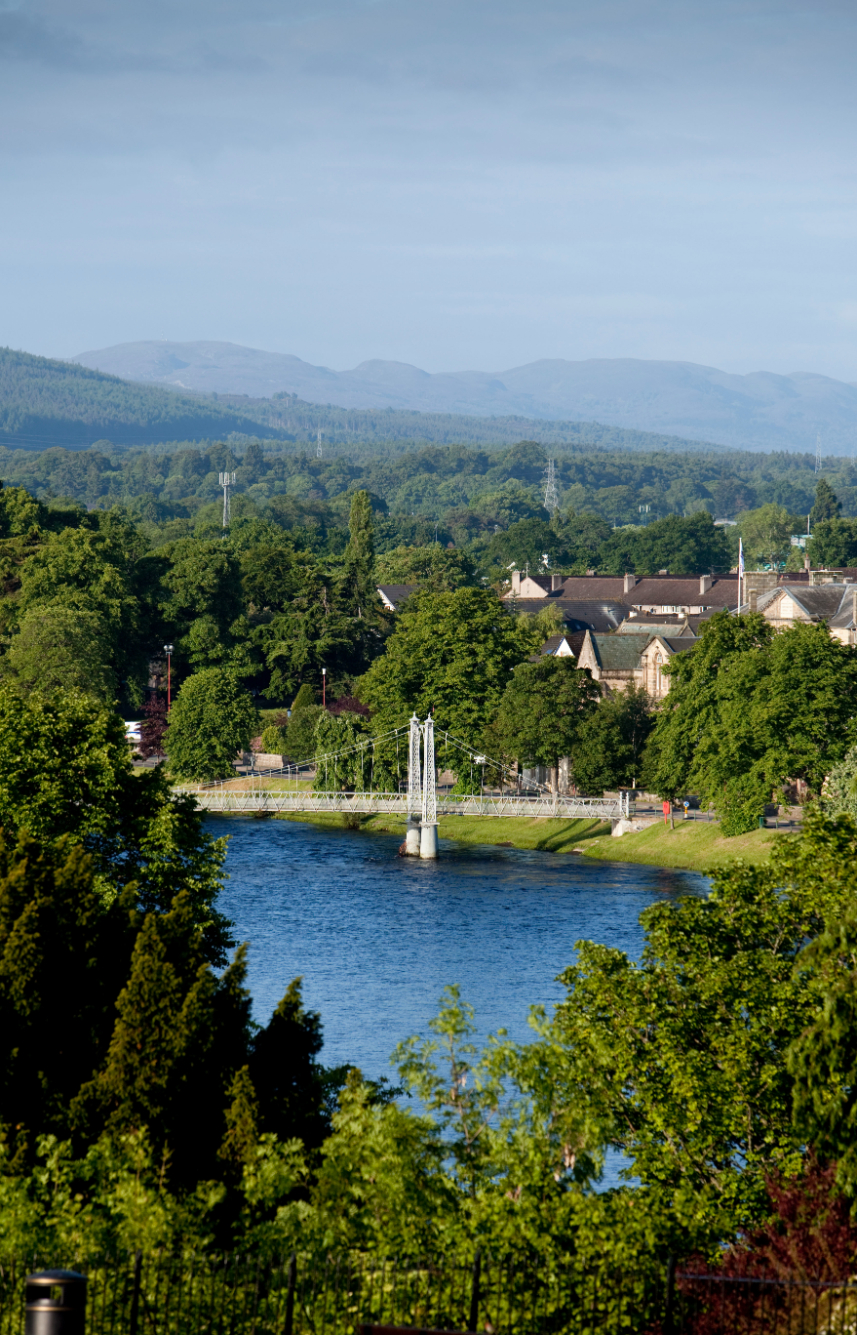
321 666 326 708
164 644 174 712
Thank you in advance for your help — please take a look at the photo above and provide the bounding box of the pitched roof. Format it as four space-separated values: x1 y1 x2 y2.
534 630 587 658
617 617 692 636
511 598 626 632
516 573 740 609
587 633 654 670
377 584 417 609
757 584 850 622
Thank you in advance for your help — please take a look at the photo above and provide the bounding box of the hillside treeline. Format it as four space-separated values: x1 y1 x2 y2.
0 435 855 541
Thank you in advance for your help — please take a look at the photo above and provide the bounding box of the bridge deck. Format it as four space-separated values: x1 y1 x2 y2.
177 788 630 820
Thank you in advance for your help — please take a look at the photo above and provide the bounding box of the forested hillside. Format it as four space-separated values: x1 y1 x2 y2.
1 345 729 452
0 434 853 540
0 348 291 449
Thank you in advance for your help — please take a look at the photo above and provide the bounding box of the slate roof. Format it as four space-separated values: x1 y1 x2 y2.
511 598 626 632
617 617 693 637
511 573 739 609
535 631 587 658
756 584 851 622
377 584 417 610
587 633 655 671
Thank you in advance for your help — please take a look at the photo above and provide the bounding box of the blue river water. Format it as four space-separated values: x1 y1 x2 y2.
213 817 708 1083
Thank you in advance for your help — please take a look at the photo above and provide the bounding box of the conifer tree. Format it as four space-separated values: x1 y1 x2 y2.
249 978 335 1150
340 490 375 618
810 477 842 525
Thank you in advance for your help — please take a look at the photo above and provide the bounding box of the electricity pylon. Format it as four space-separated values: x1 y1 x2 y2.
543 458 560 513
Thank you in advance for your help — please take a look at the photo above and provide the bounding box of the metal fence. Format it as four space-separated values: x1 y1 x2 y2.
673 1271 857 1335
4 1252 857 1335
0 1252 667 1335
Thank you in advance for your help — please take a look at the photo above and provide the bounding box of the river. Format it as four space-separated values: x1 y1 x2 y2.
214 817 708 1082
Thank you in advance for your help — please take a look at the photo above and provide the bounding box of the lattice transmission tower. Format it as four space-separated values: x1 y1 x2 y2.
543 458 560 513
815 433 823 474
219 471 236 528
317 429 323 459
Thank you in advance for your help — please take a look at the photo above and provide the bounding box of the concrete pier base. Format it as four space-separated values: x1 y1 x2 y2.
420 823 439 859
405 818 422 856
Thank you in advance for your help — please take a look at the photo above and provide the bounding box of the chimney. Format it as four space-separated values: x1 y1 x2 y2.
699 574 713 595
511 570 521 595
623 572 637 594
551 574 564 591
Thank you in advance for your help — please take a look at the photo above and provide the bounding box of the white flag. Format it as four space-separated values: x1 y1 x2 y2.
738 537 745 579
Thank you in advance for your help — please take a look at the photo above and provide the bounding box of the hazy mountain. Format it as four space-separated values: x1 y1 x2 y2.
74 340 857 453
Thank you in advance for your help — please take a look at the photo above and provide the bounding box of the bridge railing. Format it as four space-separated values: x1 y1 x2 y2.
176 788 632 820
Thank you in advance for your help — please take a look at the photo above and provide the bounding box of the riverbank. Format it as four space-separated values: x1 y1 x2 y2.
277 809 784 872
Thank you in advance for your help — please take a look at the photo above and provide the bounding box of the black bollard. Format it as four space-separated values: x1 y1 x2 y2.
25 1271 86 1335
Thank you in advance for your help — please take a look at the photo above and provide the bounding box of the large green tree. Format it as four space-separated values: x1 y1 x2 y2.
649 613 857 824
6 605 116 701
0 682 229 953
358 588 540 749
490 658 601 790
572 685 654 793
810 478 842 526
164 668 259 781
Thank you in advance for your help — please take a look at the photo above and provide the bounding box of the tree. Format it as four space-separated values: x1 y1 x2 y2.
313 710 371 791
596 512 730 575
810 478 842 526
160 539 243 667
6 605 116 701
490 658 600 791
164 668 259 781
738 504 794 568
375 544 476 592
140 693 168 758
285 704 325 761
807 517 857 568
535 813 857 1240
340 490 375 618
648 613 857 825
358 588 540 749
572 685 654 793
0 681 231 958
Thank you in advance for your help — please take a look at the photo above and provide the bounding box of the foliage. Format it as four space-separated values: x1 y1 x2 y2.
490 658 601 782
820 743 857 821
340 490 376 618
738 503 795 567
285 704 326 761
595 511 730 575
647 613 857 817
572 685 654 793
375 543 477 591
140 694 168 758
259 724 287 754
810 478 842 526
313 711 372 790
5 604 117 700
165 668 259 781
807 516 857 567
359 588 540 750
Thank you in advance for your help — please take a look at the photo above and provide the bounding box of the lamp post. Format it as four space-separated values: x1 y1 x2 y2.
164 644 174 712
321 666 326 708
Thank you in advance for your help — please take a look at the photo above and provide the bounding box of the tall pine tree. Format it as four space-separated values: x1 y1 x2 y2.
341 490 375 619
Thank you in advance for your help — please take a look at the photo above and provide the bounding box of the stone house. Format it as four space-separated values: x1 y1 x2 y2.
505 571 738 617
753 581 857 645
576 630 697 698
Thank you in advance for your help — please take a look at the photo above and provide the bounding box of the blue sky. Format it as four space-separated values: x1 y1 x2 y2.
2 0 856 379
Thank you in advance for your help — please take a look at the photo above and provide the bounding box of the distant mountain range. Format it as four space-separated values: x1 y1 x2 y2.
74 340 857 454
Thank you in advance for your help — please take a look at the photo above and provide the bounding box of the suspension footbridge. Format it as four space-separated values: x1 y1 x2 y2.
177 715 632 858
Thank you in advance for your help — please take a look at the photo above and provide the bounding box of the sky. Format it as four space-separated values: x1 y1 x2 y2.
1 0 857 379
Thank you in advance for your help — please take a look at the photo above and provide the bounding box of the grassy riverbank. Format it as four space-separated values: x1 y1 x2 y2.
277 809 785 872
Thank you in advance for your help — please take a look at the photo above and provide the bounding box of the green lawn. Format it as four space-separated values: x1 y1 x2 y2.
275 808 786 872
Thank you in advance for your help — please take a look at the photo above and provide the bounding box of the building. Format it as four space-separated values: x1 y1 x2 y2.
505 571 739 617
753 581 857 645
576 629 698 698
377 584 417 611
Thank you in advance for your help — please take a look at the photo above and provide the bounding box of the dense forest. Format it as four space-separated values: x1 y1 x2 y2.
0 434 855 544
